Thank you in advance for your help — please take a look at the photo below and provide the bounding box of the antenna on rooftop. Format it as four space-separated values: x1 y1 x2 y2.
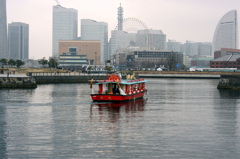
55 0 61 6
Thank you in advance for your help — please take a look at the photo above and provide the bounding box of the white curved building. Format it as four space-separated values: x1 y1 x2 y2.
212 10 238 54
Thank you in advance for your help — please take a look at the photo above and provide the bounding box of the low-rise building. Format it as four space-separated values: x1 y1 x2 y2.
210 54 240 69
191 57 214 68
125 50 184 71
214 48 240 59
59 40 101 65
58 53 88 70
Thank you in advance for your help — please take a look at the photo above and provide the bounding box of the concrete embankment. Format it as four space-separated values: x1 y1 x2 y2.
30 72 127 84
217 75 240 89
33 75 110 84
0 76 37 88
138 73 220 79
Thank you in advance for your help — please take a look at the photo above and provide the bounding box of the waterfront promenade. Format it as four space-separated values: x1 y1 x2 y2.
2 69 240 85
139 73 220 79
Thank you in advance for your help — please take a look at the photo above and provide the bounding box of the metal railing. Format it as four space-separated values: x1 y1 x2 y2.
28 72 109 77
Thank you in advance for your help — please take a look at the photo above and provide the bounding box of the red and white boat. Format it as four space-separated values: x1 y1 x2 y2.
90 74 147 102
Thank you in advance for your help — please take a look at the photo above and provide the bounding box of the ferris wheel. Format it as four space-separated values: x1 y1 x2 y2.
122 17 148 33
110 17 148 55
114 17 148 33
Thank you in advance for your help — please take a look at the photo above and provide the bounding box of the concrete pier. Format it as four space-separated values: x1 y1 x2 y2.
0 75 37 88
217 75 240 89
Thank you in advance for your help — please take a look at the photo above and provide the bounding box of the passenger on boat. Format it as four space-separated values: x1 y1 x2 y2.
112 84 120 94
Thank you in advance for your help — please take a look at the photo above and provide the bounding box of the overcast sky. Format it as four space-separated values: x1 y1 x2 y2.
7 0 240 59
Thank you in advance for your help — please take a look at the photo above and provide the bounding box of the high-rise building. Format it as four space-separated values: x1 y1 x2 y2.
198 42 212 56
0 0 8 59
109 30 136 56
81 19 108 64
52 5 78 57
8 22 29 60
167 40 182 52
183 41 198 56
212 10 238 53
118 3 123 31
109 4 134 57
136 29 167 50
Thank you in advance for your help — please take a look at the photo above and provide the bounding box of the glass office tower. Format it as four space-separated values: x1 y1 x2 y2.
0 0 8 59
52 5 78 57
81 19 108 64
8 22 29 60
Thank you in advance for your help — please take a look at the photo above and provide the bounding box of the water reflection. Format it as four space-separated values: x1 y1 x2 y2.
0 102 7 157
214 89 240 158
218 89 240 98
90 98 147 123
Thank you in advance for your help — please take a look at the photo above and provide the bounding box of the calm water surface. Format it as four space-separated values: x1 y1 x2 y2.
0 79 240 158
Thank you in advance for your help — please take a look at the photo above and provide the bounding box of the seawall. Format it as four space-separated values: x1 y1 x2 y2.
217 75 240 89
0 76 37 88
138 73 220 79
34 75 108 84
30 72 128 84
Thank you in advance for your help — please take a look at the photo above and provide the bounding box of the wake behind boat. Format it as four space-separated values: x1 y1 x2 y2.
90 74 147 102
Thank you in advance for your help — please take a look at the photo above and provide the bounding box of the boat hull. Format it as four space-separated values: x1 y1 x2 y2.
91 90 147 102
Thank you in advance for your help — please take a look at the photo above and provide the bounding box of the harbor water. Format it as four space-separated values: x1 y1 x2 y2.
0 78 240 158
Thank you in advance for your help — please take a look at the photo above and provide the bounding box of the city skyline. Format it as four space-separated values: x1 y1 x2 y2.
6 0 240 59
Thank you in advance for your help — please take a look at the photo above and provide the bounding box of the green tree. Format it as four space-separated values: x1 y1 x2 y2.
0 58 8 67
48 57 58 68
38 57 48 68
16 60 25 68
105 66 113 72
8 59 16 67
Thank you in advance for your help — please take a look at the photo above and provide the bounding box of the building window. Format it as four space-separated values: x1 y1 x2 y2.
69 47 77 53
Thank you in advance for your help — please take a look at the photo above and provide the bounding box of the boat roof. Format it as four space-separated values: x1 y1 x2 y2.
96 79 148 85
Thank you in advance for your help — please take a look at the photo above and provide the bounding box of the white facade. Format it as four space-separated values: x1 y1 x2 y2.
136 29 166 50
81 19 108 64
52 5 78 57
198 42 212 56
183 41 198 56
109 30 136 56
167 40 182 52
8 22 29 60
212 10 238 53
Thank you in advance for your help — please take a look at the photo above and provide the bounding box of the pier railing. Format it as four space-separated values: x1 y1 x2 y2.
28 72 124 84
28 72 108 77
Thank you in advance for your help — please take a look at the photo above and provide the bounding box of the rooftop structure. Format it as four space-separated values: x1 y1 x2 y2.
210 54 240 69
214 48 240 59
118 3 123 31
